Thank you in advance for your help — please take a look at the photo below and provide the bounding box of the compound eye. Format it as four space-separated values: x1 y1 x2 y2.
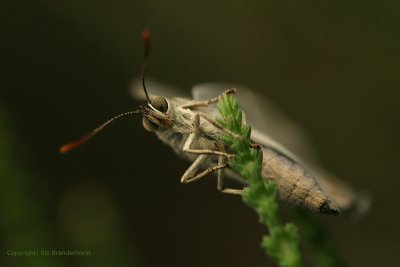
150 97 168 113
142 117 159 131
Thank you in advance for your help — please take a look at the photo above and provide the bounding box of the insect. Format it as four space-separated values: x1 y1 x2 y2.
60 31 368 216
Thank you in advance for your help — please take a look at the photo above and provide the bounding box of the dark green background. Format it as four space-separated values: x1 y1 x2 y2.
1 1 399 266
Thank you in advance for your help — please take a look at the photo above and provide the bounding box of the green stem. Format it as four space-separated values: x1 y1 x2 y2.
217 95 302 267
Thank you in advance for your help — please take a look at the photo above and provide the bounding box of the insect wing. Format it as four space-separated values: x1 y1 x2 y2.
191 83 368 216
130 80 368 215
191 83 317 162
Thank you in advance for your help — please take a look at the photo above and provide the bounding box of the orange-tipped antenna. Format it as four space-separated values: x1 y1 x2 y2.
142 29 151 59
59 110 141 154
141 29 151 104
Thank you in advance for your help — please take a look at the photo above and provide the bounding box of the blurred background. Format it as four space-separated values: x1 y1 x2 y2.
1 1 399 266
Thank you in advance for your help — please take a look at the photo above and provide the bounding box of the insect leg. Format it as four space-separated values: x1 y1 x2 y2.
197 112 261 150
181 154 228 184
217 155 243 195
181 154 243 194
180 154 209 183
197 112 241 140
242 111 247 125
183 113 234 158
180 88 236 109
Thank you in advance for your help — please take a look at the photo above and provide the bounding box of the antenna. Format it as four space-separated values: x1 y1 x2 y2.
141 29 151 104
60 30 152 154
59 110 140 154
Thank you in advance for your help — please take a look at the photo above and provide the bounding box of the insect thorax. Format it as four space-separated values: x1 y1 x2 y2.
155 105 225 161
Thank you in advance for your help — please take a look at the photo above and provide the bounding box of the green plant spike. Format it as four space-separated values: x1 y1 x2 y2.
218 95 302 267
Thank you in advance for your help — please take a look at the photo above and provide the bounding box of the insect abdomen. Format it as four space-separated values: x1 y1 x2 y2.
261 147 339 214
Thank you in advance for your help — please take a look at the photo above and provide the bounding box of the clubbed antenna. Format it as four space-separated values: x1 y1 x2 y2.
60 30 152 154
141 29 151 104
59 110 140 154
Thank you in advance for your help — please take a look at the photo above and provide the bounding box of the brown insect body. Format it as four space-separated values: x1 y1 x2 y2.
261 147 338 214
148 97 226 168
61 31 367 216
143 92 341 214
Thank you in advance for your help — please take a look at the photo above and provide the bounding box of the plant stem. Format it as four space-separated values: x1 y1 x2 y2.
217 95 302 267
